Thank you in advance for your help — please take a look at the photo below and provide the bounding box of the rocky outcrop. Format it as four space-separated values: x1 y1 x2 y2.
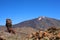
27 27 60 40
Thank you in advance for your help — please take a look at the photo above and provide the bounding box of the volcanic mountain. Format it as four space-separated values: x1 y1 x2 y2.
14 16 60 30
0 16 60 40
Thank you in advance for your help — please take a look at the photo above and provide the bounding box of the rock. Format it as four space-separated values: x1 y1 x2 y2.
0 36 6 40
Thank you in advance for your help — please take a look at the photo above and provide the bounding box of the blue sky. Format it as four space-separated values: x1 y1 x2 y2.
0 0 60 25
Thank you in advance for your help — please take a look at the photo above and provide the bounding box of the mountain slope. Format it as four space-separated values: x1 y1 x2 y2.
14 16 60 29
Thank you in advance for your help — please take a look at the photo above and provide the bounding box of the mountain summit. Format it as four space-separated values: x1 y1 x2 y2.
14 16 60 29
38 16 46 21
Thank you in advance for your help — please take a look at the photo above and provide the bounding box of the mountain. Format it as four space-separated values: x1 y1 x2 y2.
14 16 60 30
0 16 60 40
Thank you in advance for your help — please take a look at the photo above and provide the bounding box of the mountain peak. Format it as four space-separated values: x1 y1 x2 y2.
38 16 46 21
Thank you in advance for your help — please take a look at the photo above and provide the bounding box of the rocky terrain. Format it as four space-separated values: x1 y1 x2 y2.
0 27 37 40
0 26 60 40
28 27 60 40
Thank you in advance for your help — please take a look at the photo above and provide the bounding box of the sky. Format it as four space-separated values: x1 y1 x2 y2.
0 0 60 25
